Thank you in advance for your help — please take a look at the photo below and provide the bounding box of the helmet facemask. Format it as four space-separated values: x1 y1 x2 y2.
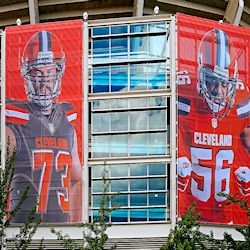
198 65 237 118
21 31 65 112
197 29 238 119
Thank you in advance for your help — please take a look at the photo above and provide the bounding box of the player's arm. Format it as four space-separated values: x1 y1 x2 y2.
6 125 17 153
69 129 82 222
177 121 192 192
240 125 250 154
235 126 250 196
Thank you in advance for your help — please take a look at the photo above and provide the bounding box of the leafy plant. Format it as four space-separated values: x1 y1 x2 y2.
0 143 42 249
160 202 216 250
52 168 118 250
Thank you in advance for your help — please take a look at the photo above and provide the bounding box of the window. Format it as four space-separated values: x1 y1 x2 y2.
90 22 170 93
91 163 170 223
91 97 170 158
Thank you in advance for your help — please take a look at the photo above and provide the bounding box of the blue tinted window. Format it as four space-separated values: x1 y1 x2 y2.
111 194 128 207
110 165 128 177
148 164 166 175
130 209 147 222
149 193 165 206
111 65 128 92
93 27 109 36
130 24 146 33
93 66 109 93
130 194 147 206
93 180 104 192
93 39 109 57
130 164 147 176
111 180 128 192
111 37 128 57
111 25 127 34
130 178 147 191
111 209 128 222
149 208 166 221
149 178 166 190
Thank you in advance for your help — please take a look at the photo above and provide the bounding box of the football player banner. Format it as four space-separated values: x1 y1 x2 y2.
5 20 83 223
177 13 250 225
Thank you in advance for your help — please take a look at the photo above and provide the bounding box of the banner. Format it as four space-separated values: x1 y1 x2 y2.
177 13 250 225
5 20 83 223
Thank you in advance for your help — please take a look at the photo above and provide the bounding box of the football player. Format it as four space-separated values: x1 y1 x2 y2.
177 28 250 224
6 30 82 223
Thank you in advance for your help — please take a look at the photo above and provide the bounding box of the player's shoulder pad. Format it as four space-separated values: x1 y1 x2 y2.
60 102 78 123
178 96 191 116
236 98 250 119
6 99 29 124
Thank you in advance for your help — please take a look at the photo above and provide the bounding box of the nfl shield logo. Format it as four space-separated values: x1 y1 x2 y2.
211 118 217 128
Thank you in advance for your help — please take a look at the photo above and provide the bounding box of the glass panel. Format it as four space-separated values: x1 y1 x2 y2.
92 135 110 157
93 27 109 36
147 35 166 59
111 194 128 207
111 209 128 222
93 66 109 93
111 112 128 131
92 165 106 178
111 180 128 192
110 134 128 157
130 63 148 90
148 109 165 130
149 178 166 190
148 22 166 32
93 180 104 192
148 164 166 175
130 194 147 206
92 99 110 111
93 39 109 58
147 132 166 155
149 208 165 221
130 133 147 156
92 113 110 133
130 178 147 191
150 96 166 107
111 25 127 34
93 195 109 208
130 164 147 176
148 62 166 88
110 164 128 177
130 24 146 33
149 193 165 206
111 98 128 109
92 210 109 222
111 37 128 59
111 65 128 92
130 36 144 59
130 97 148 108
130 111 147 131
130 209 147 222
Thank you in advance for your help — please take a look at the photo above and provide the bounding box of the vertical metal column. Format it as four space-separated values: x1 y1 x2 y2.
82 12 89 222
1 30 6 170
169 15 177 228
0 29 6 250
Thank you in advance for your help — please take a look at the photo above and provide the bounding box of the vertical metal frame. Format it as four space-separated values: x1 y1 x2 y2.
82 16 89 222
1 30 6 169
169 15 177 228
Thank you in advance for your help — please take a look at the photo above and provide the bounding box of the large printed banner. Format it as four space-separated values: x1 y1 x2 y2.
177 13 250 225
5 20 83 224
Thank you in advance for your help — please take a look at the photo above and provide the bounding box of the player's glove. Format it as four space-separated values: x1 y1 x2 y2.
235 166 250 196
177 156 192 192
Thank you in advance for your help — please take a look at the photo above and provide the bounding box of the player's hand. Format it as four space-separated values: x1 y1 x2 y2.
235 166 250 196
177 156 192 192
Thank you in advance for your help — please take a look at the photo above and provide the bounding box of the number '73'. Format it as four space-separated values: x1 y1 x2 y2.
32 150 72 213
